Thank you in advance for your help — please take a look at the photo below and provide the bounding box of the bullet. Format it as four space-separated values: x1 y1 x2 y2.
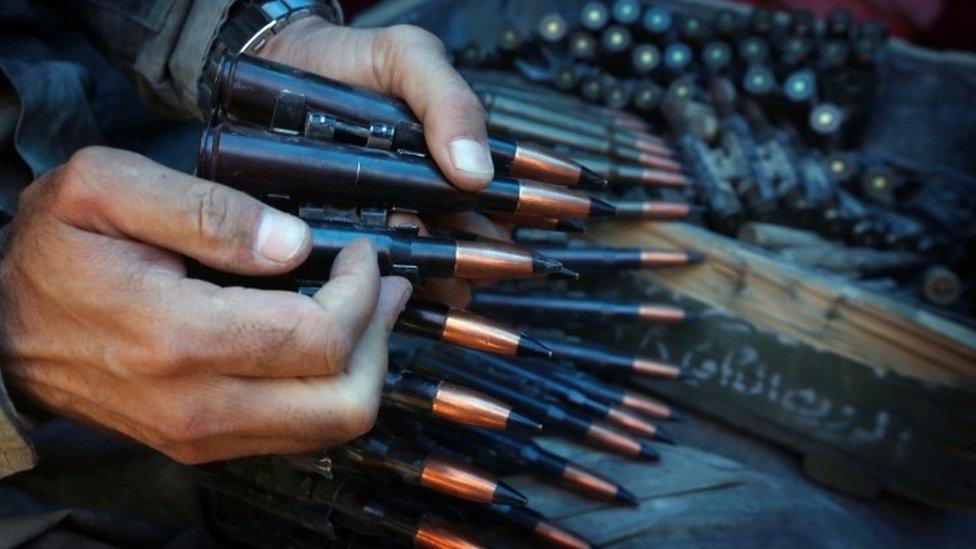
485 109 672 166
214 54 594 187
397 299 552 359
679 14 710 45
415 353 654 460
808 103 845 140
579 0 610 32
662 42 693 75
826 8 853 38
568 30 599 61
469 293 689 324
490 505 593 549
526 334 684 379
548 368 678 421
818 39 850 71
738 36 770 65
600 25 634 73
783 69 817 105
748 6 775 36
921 265 962 306
337 434 527 506
602 78 632 110
527 244 703 271
490 214 587 233
552 64 581 93
608 199 692 220
455 42 486 68
702 41 733 74
295 222 563 282
414 422 636 505
468 80 650 131
778 36 812 72
713 9 740 39
496 24 525 63
383 370 542 432
611 0 641 26
327 478 484 549
457 350 669 441
201 122 611 221
415 516 484 549
742 65 777 97
640 5 674 41
480 91 664 163
568 154 685 186
631 43 661 75
537 12 569 46
631 79 664 114
578 71 605 104
788 9 815 38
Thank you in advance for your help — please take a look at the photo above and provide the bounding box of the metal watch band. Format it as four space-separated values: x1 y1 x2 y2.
199 0 341 113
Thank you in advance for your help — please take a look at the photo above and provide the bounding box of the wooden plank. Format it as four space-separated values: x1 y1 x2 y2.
588 221 976 387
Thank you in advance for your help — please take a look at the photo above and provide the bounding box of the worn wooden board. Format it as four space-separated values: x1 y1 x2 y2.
488 438 880 548
588 221 976 387
565 272 976 508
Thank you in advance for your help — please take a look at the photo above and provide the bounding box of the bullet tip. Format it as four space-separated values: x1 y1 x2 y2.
654 427 677 445
587 196 618 218
508 410 544 433
548 267 580 280
493 481 529 506
667 410 687 423
639 440 661 461
556 218 587 233
578 166 610 190
531 253 564 275
616 486 640 506
685 250 706 264
517 336 553 359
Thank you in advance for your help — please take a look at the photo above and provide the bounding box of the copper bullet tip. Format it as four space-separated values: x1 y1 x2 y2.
534 521 594 549
507 410 544 432
621 392 673 419
639 250 701 269
586 422 644 459
631 358 683 379
641 169 688 186
422 456 514 504
433 381 517 430
516 335 553 359
415 516 484 549
606 405 660 439
637 305 687 323
634 139 674 157
562 464 622 501
493 481 529 506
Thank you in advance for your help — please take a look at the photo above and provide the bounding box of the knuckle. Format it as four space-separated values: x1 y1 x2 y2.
51 146 109 206
339 397 380 440
320 326 354 374
162 396 217 444
382 24 442 51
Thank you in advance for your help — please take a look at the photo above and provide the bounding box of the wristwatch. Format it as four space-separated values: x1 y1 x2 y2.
199 0 342 112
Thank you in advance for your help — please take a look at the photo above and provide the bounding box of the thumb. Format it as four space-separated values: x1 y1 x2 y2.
53 147 310 275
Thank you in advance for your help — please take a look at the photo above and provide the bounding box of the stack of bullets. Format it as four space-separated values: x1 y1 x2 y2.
194 51 701 548
454 1 972 316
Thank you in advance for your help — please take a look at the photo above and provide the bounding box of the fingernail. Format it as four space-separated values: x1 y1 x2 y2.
255 210 308 263
449 138 494 179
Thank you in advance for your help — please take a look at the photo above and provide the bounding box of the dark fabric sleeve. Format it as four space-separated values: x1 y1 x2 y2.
64 0 345 119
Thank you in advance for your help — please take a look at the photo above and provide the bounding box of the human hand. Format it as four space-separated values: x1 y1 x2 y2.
260 19 513 306
0 147 411 464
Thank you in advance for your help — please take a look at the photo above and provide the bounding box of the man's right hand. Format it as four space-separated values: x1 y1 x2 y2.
0 146 411 464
